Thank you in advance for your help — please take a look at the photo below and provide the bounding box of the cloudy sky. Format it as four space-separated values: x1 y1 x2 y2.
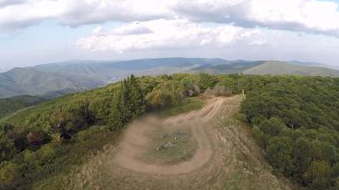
1 0 339 71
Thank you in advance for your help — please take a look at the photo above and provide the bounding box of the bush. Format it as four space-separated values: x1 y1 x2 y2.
0 161 21 188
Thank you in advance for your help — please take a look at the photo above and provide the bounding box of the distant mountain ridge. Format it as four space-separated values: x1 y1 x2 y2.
243 61 339 76
0 58 338 99
33 58 230 82
0 67 103 99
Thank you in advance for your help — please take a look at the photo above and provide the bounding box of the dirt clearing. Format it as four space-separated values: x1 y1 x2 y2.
69 95 295 190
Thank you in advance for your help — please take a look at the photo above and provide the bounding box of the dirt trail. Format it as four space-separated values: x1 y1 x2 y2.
70 95 294 190
114 98 225 175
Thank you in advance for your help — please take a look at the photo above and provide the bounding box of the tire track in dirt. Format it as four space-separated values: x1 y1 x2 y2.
70 95 294 190
113 98 225 175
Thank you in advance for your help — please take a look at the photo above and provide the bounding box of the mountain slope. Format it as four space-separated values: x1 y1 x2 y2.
192 61 262 74
0 58 228 98
33 60 117 82
0 67 104 99
243 61 339 76
33 58 230 82
104 57 228 70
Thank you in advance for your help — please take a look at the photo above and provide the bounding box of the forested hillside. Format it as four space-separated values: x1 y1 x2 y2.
240 76 339 190
0 68 103 99
1 73 339 190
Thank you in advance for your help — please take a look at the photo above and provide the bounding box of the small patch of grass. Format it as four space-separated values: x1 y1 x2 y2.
141 128 197 165
156 97 204 118
0 106 35 123
222 170 250 190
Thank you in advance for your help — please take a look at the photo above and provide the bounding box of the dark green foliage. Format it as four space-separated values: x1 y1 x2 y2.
146 81 182 108
0 133 16 163
240 75 339 189
266 137 294 175
146 74 201 109
259 117 286 136
0 161 21 189
196 73 217 91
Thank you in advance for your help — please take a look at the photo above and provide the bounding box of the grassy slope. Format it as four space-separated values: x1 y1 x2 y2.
0 95 47 119
244 61 339 76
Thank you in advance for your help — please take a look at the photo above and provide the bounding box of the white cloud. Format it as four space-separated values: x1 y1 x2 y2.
76 19 265 53
0 0 174 30
57 0 174 26
74 22 339 66
0 0 339 37
1 0 339 68
0 0 26 8
0 0 63 30
174 0 339 36
111 22 154 35
92 26 102 34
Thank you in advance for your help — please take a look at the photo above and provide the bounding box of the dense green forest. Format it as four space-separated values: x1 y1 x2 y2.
240 76 339 190
1 73 339 190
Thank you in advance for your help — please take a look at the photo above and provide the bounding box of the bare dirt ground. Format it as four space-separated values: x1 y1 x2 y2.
69 95 295 190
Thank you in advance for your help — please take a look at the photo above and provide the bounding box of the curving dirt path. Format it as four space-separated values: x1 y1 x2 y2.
70 95 294 190
114 98 225 175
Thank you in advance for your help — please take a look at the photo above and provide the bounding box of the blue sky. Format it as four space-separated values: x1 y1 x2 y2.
1 0 339 71
0 21 122 69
